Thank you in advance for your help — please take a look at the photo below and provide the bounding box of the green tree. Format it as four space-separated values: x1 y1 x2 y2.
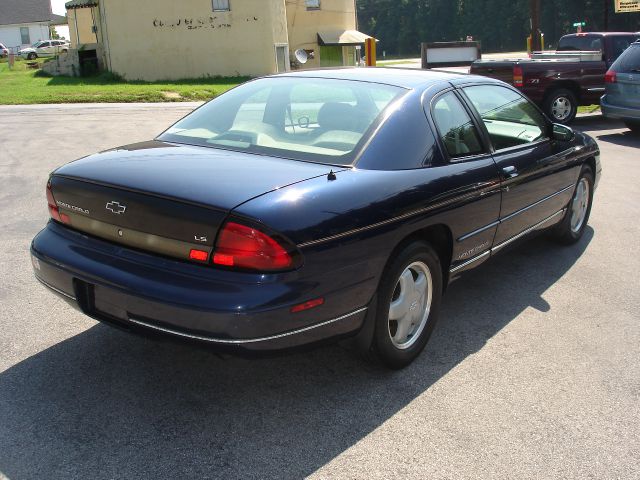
357 0 640 55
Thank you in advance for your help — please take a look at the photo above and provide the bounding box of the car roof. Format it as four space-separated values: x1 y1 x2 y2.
272 67 489 90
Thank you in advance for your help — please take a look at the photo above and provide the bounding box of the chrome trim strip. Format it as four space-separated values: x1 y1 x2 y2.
587 87 605 92
457 221 500 242
35 276 76 301
491 209 566 253
457 184 572 242
128 307 368 345
451 208 567 274
449 250 490 274
298 184 500 248
500 184 573 223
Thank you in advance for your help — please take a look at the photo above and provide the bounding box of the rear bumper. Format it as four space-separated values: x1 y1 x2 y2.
601 95 640 121
31 222 369 352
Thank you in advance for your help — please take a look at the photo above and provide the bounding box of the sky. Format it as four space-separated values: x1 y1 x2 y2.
50 0 69 39
51 0 67 15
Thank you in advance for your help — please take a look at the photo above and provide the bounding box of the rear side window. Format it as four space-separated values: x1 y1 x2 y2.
432 92 483 159
463 85 546 151
610 44 640 73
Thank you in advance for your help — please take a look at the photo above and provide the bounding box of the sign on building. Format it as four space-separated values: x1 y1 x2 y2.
615 0 640 13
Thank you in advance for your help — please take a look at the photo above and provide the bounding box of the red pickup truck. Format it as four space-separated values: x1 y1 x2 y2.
470 32 640 124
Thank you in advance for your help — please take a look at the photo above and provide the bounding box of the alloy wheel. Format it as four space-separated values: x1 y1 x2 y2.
388 261 433 350
552 96 572 121
570 178 590 233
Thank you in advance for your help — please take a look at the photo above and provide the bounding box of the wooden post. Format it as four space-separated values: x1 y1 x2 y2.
365 37 376 67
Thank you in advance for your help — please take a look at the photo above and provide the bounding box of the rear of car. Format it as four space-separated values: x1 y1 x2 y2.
30 76 406 351
0 43 7 58
601 42 640 133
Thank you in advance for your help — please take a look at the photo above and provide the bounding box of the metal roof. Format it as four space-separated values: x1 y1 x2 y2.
0 0 59 26
317 30 373 47
50 14 68 26
65 0 99 9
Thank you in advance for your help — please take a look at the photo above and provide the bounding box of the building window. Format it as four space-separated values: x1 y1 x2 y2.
20 27 31 45
212 0 230 11
305 0 321 10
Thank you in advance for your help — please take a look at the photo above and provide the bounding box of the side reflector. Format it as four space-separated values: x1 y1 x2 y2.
189 249 209 262
291 298 324 313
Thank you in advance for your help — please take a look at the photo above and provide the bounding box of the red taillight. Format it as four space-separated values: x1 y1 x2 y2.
189 249 209 262
46 181 62 222
46 181 70 224
605 70 617 83
290 298 324 313
513 66 524 87
212 222 294 271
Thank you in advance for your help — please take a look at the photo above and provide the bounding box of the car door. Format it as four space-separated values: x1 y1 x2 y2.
459 83 579 248
37 42 52 56
429 89 502 273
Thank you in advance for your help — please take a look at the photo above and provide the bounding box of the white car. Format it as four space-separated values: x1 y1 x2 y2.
0 43 8 58
19 40 69 60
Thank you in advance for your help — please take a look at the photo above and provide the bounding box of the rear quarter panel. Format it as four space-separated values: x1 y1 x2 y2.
232 162 502 305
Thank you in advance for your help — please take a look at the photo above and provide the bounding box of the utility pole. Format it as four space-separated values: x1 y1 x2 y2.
603 0 609 31
530 0 541 51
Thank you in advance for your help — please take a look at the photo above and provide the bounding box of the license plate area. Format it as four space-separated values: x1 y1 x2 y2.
74 279 129 323
93 284 128 321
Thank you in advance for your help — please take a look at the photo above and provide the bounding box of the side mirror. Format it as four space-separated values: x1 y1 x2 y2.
552 123 575 142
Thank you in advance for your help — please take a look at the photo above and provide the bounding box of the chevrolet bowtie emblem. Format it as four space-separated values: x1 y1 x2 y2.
106 201 127 215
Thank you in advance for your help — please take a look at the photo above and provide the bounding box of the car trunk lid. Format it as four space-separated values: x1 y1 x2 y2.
49 141 337 261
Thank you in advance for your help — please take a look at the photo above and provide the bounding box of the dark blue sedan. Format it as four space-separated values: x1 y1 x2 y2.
31 68 601 368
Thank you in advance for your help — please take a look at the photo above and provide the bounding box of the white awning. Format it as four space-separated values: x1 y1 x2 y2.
317 30 375 46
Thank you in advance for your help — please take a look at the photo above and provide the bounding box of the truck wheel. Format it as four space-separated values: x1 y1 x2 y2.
544 88 577 124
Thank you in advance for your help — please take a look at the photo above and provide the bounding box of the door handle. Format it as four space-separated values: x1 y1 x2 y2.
502 166 518 179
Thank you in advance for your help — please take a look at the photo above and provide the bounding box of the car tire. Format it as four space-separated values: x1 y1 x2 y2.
366 241 443 369
544 88 578 124
27 52 37 60
624 121 640 134
551 165 594 245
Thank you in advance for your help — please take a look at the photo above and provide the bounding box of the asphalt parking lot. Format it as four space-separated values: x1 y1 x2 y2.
0 104 638 480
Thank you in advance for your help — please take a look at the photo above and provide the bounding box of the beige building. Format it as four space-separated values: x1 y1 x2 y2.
64 0 371 81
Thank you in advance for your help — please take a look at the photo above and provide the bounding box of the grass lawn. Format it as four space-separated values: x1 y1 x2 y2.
377 59 420 66
0 58 247 105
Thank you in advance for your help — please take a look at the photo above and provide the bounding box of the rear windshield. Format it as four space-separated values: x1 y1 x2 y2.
158 77 405 166
558 35 603 52
611 44 640 73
